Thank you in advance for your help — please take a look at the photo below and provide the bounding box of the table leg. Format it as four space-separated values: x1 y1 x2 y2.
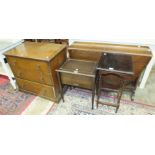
92 77 96 110
57 72 64 102
96 72 102 109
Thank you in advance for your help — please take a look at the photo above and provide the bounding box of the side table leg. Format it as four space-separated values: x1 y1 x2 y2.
57 72 64 102
131 90 135 101
96 73 102 109
92 77 96 110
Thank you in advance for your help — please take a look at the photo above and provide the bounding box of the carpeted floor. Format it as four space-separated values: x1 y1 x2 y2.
1 62 155 115
0 75 54 115
49 87 155 115
49 69 155 115
0 75 35 114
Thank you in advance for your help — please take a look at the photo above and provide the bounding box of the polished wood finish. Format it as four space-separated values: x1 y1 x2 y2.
16 78 56 100
57 59 97 89
57 59 97 109
7 57 53 85
97 53 137 103
50 49 67 99
5 41 66 61
5 42 67 102
25 39 69 45
69 41 152 56
69 49 102 62
60 73 94 89
68 42 152 81
97 53 134 75
59 59 96 76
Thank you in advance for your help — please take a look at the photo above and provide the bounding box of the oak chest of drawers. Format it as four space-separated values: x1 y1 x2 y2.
5 41 67 102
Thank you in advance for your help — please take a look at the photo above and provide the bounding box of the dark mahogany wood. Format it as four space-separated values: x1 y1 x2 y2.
97 53 134 75
57 59 97 109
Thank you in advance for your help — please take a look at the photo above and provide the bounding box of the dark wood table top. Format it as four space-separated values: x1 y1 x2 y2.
57 59 97 77
97 53 134 75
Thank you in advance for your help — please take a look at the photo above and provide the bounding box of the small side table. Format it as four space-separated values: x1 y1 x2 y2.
56 59 97 109
96 53 134 112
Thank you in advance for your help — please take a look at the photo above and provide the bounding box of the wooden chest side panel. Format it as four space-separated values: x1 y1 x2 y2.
16 78 56 101
50 48 67 97
7 56 53 85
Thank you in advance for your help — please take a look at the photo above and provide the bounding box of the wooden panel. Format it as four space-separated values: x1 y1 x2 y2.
97 53 134 75
50 48 67 97
16 78 56 101
7 56 53 85
5 41 67 61
5 42 67 103
132 56 151 76
60 73 93 89
69 41 152 56
69 50 101 61
59 59 97 76
68 42 152 82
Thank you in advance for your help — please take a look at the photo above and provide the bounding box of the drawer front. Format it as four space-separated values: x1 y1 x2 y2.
16 78 56 100
60 73 94 89
7 57 53 85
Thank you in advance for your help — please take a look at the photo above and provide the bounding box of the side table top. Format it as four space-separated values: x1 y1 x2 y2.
97 53 134 75
57 59 97 77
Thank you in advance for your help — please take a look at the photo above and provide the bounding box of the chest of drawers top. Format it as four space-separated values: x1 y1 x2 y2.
4 41 66 61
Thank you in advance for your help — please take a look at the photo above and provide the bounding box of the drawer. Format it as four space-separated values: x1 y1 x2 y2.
16 78 56 100
7 57 53 85
60 73 94 89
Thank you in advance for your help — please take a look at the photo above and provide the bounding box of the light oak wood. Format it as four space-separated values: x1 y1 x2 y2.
69 41 152 56
16 78 56 101
5 42 67 102
7 56 53 85
5 41 66 61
